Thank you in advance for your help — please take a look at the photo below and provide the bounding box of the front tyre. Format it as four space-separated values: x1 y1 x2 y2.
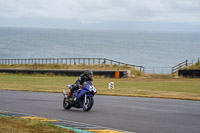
82 96 94 111
63 98 71 110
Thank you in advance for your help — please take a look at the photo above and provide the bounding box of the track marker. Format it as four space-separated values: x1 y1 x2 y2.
19 116 59 122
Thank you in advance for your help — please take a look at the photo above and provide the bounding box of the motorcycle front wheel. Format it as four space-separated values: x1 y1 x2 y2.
82 96 94 111
63 98 71 110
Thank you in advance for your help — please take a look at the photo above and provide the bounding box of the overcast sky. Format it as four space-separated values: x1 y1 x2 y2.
0 0 200 31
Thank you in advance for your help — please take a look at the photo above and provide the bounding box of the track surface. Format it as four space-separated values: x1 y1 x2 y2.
0 90 200 133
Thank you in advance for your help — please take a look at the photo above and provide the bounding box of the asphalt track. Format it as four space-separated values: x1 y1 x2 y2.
0 90 200 133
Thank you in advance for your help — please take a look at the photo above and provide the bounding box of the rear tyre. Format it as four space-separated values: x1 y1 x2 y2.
63 98 71 110
82 96 94 111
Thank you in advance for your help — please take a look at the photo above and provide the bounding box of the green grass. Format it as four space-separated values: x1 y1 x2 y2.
0 73 200 100
185 61 200 69
0 116 75 133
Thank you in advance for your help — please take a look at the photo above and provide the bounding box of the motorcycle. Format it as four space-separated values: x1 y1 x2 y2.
62 81 97 111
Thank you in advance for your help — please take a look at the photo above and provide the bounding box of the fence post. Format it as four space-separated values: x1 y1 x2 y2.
103 58 106 64
198 57 200 64
186 60 188 66
65 58 68 65
74 58 76 65
153 67 155 74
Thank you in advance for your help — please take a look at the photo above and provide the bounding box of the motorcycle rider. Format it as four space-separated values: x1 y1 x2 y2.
68 70 93 99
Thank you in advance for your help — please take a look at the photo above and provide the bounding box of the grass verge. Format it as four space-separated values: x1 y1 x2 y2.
0 115 75 133
184 61 200 69
0 73 200 100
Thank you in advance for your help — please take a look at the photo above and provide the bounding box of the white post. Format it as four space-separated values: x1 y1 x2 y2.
108 82 114 89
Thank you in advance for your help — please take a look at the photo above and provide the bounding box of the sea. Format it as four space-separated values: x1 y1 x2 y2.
0 27 200 73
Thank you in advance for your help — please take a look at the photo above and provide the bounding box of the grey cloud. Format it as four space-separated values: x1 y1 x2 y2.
0 0 200 23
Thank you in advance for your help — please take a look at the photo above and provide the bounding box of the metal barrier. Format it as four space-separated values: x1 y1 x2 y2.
0 69 130 78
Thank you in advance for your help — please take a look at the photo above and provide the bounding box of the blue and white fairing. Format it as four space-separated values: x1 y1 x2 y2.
74 81 97 100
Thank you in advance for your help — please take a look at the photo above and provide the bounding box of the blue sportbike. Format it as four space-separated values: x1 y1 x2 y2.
62 81 97 111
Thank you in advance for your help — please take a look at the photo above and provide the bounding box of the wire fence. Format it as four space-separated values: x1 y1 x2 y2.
145 57 200 74
144 67 172 74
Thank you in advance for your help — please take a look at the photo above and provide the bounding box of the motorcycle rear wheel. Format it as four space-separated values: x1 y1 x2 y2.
63 98 71 110
82 96 94 111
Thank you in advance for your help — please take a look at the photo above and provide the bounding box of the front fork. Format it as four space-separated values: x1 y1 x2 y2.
63 90 67 98
84 94 87 104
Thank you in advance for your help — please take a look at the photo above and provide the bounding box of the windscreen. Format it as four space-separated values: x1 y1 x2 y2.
83 81 94 86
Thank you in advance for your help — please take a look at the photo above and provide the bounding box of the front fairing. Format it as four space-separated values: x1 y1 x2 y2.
82 81 97 94
74 81 97 100
74 89 90 101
